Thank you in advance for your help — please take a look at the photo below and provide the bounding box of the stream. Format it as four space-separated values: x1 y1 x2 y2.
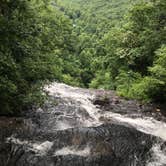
0 83 166 166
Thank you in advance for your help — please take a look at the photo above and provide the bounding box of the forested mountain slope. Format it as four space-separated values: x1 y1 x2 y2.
0 0 165 115
0 0 80 114
59 0 138 19
56 0 141 87
58 0 139 33
58 0 166 103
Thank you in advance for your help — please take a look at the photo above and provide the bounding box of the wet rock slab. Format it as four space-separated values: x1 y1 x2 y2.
0 83 166 166
0 117 156 166
93 91 166 120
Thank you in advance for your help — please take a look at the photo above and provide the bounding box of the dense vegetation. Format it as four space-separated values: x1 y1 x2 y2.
0 0 79 114
0 0 165 114
58 0 166 102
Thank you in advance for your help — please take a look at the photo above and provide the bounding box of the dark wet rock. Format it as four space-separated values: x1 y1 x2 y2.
0 117 157 166
93 96 110 106
93 91 166 122
0 83 166 166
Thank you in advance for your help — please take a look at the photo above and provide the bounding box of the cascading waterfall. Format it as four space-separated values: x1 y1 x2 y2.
45 83 102 128
45 83 166 165
1 82 166 166
45 83 166 139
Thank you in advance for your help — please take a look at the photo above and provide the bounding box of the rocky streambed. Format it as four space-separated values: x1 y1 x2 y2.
0 83 166 166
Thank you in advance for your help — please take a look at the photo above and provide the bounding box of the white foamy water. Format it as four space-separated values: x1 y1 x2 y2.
32 141 53 153
45 83 166 164
103 112 166 141
56 121 73 130
45 83 102 128
54 146 90 157
146 144 166 166
45 83 166 141
7 136 53 155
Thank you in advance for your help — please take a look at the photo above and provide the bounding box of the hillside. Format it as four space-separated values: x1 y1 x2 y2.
58 0 137 20
57 0 166 103
0 0 165 115
58 0 139 33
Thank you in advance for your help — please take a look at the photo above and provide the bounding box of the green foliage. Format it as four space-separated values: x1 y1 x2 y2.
89 71 114 90
122 45 166 102
118 0 166 74
58 0 166 103
150 45 166 81
147 45 166 101
58 0 139 87
62 74 81 87
128 77 165 102
1 0 166 115
115 0 166 102
115 70 142 98
0 0 79 114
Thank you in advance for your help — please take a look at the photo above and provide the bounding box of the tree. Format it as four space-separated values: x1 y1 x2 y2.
119 0 166 74
0 0 74 114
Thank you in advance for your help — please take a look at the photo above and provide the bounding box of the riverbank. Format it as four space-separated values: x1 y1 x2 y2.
91 89 166 122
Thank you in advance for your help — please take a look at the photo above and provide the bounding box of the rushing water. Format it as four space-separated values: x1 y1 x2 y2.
45 83 166 165
45 83 166 139
1 82 166 166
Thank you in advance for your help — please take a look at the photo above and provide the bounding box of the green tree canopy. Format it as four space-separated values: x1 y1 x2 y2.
0 0 77 114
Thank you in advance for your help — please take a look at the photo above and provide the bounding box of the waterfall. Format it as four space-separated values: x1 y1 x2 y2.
45 83 166 139
45 83 166 165
3 82 166 166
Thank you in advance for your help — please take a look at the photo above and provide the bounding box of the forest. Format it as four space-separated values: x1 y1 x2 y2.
0 0 166 115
